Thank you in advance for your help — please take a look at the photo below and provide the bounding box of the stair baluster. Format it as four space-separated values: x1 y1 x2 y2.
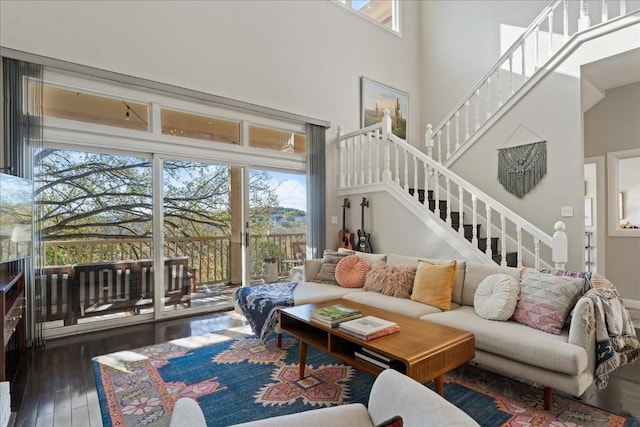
500 214 507 266
458 187 465 238
426 0 634 166
486 206 493 260
446 178 452 227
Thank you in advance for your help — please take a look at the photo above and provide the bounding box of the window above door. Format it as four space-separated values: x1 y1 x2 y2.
334 0 400 34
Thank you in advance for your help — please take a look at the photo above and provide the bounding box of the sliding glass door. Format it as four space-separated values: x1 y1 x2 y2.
36 147 153 330
248 169 306 284
34 69 310 336
160 160 236 313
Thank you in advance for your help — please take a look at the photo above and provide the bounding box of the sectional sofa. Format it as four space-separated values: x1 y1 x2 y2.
242 250 599 410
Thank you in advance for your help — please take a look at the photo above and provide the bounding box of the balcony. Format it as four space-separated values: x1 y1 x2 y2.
38 233 305 327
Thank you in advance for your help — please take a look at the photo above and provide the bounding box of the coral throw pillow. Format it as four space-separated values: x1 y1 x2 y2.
512 268 584 334
411 260 457 311
363 263 416 299
474 274 520 320
335 255 370 288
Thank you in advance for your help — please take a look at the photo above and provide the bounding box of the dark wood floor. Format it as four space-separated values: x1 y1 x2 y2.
5 310 640 426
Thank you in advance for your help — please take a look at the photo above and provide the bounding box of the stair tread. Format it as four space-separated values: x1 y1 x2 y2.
411 187 518 267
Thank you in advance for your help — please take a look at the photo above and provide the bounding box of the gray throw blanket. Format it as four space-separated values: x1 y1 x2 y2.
233 282 297 341
582 273 640 389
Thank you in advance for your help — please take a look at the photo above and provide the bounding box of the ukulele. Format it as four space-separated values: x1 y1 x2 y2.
338 198 354 250
357 197 373 253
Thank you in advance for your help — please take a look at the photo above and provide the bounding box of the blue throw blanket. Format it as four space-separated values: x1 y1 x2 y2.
233 282 297 340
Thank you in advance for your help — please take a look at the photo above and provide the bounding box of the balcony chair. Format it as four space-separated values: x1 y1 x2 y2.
72 261 139 319
136 257 192 309
37 265 74 326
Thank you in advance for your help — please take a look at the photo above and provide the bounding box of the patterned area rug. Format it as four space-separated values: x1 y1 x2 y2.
93 332 639 427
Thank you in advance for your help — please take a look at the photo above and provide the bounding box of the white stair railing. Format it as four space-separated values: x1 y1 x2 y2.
427 0 636 165
338 111 568 269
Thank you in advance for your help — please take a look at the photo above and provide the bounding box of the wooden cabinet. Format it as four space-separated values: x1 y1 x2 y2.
1 271 25 382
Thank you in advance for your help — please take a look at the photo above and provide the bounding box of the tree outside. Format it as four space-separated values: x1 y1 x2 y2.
35 148 306 282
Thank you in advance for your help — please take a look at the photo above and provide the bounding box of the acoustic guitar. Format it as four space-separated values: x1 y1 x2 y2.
357 197 373 253
338 198 354 250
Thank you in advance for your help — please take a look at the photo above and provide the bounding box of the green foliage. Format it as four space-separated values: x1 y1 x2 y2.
36 151 280 240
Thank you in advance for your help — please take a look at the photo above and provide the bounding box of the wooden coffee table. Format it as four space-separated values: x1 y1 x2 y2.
279 299 475 396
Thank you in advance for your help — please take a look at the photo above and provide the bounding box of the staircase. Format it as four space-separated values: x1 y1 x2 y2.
336 0 637 269
426 0 639 166
407 188 519 267
337 113 560 269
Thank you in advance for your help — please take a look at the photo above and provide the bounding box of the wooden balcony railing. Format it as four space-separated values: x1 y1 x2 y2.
39 233 305 326
43 232 306 284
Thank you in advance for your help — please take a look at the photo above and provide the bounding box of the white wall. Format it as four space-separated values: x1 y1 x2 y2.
349 191 469 260
584 82 640 302
447 70 585 271
417 0 548 132
0 0 422 250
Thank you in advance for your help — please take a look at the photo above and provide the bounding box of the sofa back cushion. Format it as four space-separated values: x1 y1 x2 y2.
386 253 422 267
338 248 387 264
386 254 466 305
463 262 520 306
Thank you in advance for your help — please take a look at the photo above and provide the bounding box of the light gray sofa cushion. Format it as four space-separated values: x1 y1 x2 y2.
292 281 364 305
343 291 451 318
424 306 588 376
337 248 388 264
463 262 520 306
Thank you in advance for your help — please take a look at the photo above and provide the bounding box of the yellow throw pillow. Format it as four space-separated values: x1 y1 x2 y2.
411 260 457 311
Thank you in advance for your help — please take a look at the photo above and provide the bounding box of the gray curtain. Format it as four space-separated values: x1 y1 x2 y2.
2 57 44 347
306 123 326 259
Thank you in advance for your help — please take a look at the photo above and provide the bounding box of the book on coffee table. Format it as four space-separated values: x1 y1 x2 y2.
310 304 362 327
354 349 405 371
311 304 361 320
338 316 399 340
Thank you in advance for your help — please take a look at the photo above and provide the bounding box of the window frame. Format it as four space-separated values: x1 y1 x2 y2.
333 0 401 36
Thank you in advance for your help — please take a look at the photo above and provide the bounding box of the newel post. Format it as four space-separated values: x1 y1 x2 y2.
381 109 392 182
552 221 568 270
337 126 345 189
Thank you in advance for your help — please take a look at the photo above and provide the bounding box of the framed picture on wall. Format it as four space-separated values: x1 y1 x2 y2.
360 77 408 140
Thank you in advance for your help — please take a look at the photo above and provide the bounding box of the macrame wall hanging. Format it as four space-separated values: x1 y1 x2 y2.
497 140 547 199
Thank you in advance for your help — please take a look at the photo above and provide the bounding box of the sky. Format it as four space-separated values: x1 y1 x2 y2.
269 172 306 211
